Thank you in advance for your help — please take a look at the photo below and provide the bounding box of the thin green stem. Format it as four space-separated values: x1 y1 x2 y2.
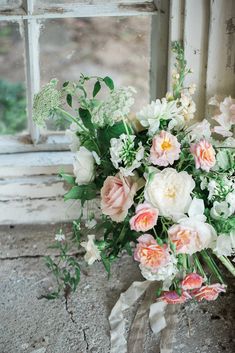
201 250 225 284
193 254 207 279
215 254 235 277
56 107 86 132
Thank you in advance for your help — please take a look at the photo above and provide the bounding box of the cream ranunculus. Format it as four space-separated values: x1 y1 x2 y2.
73 146 95 185
144 168 195 221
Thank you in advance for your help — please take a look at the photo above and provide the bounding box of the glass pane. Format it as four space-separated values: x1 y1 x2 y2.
39 16 150 131
0 0 22 11
0 21 27 135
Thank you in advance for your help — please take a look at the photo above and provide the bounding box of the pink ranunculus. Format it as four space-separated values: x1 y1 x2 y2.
149 130 181 167
190 139 216 172
134 234 170 269
159 290 192 304
181 273 204 290
101 173 137 223
129 203 159 232
192 283 226 301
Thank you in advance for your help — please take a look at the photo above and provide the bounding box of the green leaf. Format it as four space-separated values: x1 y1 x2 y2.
101 253 111 276
103 76 114 90
93 81 101 97
63 81 69 87
79 108 95 135
66 94 72 107
59 173 76 185
64 183 97 203
97 121 130 152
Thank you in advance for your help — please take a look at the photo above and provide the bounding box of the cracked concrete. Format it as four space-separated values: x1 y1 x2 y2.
0 224 234 353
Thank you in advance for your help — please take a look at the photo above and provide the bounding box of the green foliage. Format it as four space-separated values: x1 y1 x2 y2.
103 76 114 90
44 240 81 299
79 108 95 135
64 183 97 204
0 79 27 135
93 80 101 97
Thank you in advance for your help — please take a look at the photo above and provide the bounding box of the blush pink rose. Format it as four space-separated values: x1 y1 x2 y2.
134 234 170 269
101 173 137 222
190 139 216 172
159 290 191 304
181 273 204 290
129 203 159 232
192 283 226 301
150 130 181 167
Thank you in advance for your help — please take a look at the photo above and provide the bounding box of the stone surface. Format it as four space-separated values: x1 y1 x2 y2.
0 225 234 353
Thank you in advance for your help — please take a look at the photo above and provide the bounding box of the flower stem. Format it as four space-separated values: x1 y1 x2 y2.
201 250 225 284
215 255 235 277
56 107 87 132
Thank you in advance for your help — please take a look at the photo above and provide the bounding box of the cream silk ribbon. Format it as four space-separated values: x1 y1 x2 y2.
109 281 176 353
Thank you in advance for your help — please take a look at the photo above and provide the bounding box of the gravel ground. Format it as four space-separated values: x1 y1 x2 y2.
0 224 234 353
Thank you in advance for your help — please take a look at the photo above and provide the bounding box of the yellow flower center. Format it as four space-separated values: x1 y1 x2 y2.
161 140 172 151
165 186 176 199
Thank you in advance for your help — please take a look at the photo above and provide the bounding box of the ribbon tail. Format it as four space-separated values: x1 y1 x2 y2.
128 282 161 353
109 280 151 353
160 304 179 353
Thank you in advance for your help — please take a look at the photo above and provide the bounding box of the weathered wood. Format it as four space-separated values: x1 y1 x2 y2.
184 0 210 121
0 1 158 20
0 134 70 154
0 151 73 177
150 0 170 100
0 197 100 224
206 0 235 114
167 0 184 90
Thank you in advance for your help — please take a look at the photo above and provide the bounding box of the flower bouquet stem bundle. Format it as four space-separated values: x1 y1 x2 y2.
33 42 235 308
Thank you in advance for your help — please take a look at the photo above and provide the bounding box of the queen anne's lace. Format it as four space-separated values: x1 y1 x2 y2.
33 79 61 126
92 86 135 127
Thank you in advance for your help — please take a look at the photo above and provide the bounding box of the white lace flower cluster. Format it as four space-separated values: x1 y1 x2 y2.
110 134 144 176
33 79 61 126
92 86 136 127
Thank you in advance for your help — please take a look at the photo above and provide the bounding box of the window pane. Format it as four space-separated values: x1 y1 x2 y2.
0 0 22 11
0 21 27 135
39 16 150 131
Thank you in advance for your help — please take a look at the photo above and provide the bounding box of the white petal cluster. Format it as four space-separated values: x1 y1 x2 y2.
168 93 196 130
81 234 101 265
214 232 235 257
110 134 144 176
136 98 181 135
139 255 178 281
92 86 135 127
186 119 211 142
73 147 95 185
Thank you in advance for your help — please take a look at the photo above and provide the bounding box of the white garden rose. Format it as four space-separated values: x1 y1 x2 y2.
144 168 195 221
73 146 95 185
81 234 101 265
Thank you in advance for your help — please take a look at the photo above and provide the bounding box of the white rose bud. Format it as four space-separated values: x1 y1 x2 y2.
73 146 95 185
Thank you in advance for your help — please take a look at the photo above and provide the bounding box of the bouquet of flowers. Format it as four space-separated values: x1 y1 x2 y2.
33 42 235 305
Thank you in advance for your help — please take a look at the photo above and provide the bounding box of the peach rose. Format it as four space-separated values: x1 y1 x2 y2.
134 234 170 269
193 284 226 301
168 220 215 255
159 290 191 304
190 139 216 172
168 224 198 254
129 203 159 232
181 273 204 290
101 173 137 222
150 131 181 167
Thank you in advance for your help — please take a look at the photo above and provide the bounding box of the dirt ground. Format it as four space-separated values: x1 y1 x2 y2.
0 224 234 353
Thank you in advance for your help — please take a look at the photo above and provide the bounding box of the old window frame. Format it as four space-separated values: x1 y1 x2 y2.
0 0 169 154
